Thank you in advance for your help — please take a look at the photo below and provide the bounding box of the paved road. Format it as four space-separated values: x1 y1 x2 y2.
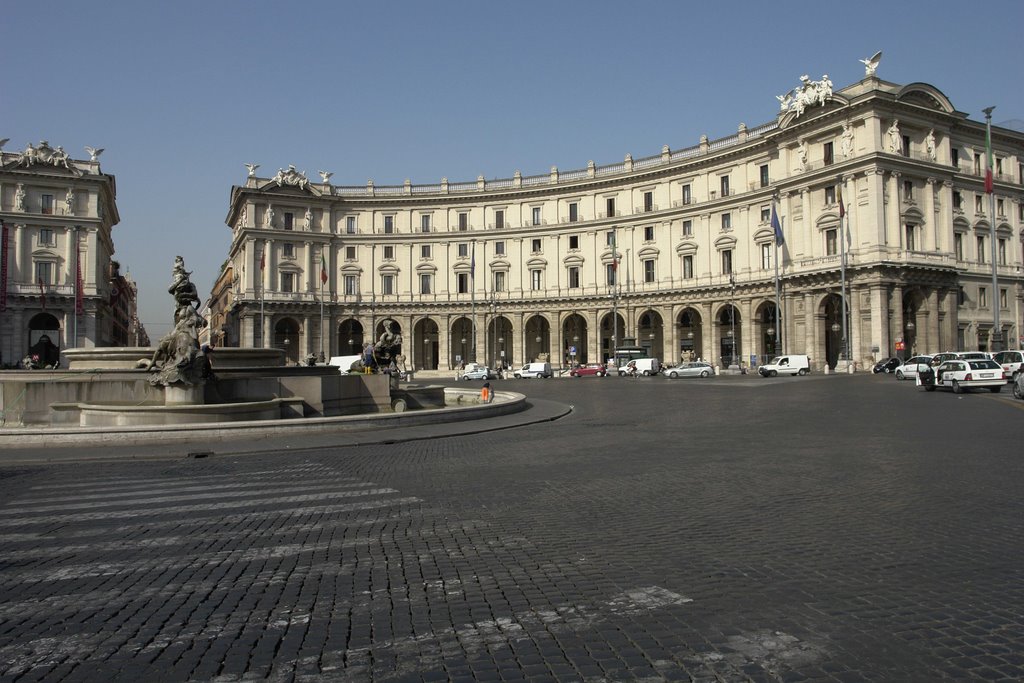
1 374 1022 682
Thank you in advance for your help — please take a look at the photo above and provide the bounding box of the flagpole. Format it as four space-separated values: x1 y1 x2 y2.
774 229 782 356
470 240 477 363
839 179 849 371
319 280 324 362
983 106 1001 353
73 226 79 349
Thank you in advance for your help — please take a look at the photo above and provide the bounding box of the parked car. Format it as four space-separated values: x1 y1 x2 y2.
894 355 935 380
569 363 607 377
872 357 902 374
954 351 991 361
927 359 1005 394
663 361 714 379
1014 371 1024 400
461 365 497 380
992 350 1024 382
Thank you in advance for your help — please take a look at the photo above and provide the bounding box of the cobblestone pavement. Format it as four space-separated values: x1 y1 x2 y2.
1 374 1023 682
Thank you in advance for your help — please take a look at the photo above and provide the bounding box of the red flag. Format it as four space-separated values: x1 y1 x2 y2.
837 184 845 219
38 277 46 310
984 124 994 194
320 253 328 286
75 249 84 315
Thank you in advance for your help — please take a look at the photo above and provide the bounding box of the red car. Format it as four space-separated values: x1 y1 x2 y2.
569 363 607 377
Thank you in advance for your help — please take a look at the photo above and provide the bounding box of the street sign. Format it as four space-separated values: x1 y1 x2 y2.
895 341 905 351
569 346 576 355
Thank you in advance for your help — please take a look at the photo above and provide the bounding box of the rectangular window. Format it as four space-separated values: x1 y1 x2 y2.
958 286 966 306
974 154 982 175
681 184 691 205
420 214 431 232
997 199 1004 216
682 220 692 237
458 212 468 231
643 191 653 212
998 238 1007 265
605 197 616 217
284 212 294 230
975 195 983 213
457 272 469 294
420 273 432 294
760 207 771 223
345 246 356 260
346 216 356 234
420 244 431 259
607 263 617 286
532 207 542 226
606 231 616 246
493 271 506 292
568 202 579 222
953 191 962 210
952 148 959 167
901 135 910 157
344 275 358 296
283 242 295 258
903 180 913 201
761 244 772 270
383 245 394 260
38 228 55 246
826 229 838 255
530 270 542 290
759 164 769 187
457 243 469 258
644 226 655 241
494 241 505 256
721 213 731 231
41 194 54 215
531 238 542 253
720 176 730 197
35 261 54 286
281 272 295 293
954 233 964 260
643 259 655 283
905 225 916 251
823 142 834 166
977 236 986 263
721 249 733 274
825 186 836 205
979 286 987 308
384 215 394 233
381 274 394 295
569 235 580 250
568 266 580 288
495 210 505 229
682 255 693 279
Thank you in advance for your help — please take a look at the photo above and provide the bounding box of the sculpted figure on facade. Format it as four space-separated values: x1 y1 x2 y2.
841 122 855 158
15 184 26 212
65 187 75 215
273 165 309 190
304 207 313 230
17 143 38 167
887 120 903 154
860 51 882 77
84 146 104 162
925 129 937 161
797 141 808 171
246 163 260 178
318 170 333 184
778 74 834 118
265 204 275 228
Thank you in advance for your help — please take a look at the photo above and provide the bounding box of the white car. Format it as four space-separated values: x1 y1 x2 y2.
927 359 1005 394
895 355 935 380
993 350 1024 382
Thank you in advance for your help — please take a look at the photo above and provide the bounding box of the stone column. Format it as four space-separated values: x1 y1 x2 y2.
849 284 863 366
892 285 905 357
866 170 887 248
926 288 941 353
888 172 903 249
804 291 817 365
924 178 937 252
870 284 890 360
305 241 314 292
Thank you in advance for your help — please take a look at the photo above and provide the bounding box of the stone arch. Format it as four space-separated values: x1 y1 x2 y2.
676 307 703 362
274 317 302 364
337 318 363 356
414 317 439 371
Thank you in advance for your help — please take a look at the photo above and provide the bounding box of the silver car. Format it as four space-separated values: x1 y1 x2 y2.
662 361 714 379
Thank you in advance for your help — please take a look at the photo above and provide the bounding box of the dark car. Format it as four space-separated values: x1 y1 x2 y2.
872 357 902 374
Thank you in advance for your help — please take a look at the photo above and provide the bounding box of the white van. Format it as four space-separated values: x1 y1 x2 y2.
758 354 810 377
513 362 552 378
618 358 661 376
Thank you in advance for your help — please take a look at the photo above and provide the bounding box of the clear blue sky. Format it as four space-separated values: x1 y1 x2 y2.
4 0 1023 338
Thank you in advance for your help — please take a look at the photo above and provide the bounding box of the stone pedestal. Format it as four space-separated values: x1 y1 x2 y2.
164 383 205 406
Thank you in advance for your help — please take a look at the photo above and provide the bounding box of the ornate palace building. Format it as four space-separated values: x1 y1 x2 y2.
219 66 1024 371
0 141 140 367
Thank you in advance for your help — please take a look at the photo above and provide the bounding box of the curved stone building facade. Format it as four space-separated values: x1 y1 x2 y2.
220 74 1024 371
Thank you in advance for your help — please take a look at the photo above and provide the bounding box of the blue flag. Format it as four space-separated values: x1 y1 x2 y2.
771 202 784 246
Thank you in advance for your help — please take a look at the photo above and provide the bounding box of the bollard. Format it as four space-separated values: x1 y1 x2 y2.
481 382 491 403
